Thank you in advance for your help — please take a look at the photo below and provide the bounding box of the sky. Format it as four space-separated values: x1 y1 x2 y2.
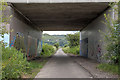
43 31 78 35
0 34 10 47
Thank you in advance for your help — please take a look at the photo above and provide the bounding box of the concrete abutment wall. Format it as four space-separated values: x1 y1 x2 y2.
8 6 43 60
80 8 114 62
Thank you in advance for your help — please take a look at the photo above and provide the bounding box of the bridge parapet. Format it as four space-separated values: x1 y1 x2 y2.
7 0 117 3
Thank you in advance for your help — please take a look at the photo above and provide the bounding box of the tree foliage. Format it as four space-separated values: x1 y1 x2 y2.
66 32 80 48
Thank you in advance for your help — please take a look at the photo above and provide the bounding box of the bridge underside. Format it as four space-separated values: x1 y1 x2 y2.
11 3 109 31
6 1 114 61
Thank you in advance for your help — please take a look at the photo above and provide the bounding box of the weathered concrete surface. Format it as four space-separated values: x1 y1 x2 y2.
10 3 109 31
80 7 115 61
35 49 92 78
69 55 119 78
7 0 117 3
7 6 43 58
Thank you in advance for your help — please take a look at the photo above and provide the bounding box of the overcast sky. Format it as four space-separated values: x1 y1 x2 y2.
43 31 78 35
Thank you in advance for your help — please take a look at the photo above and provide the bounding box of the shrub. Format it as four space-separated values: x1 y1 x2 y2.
62 46 69 53
54 43 59 49
64 44 68 47
2 47 30 79
53 46 57 52
40 44 56 57
1 1 30 79
63 46 80 55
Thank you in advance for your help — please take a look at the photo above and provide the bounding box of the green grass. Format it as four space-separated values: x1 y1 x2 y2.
22 58 48 78
97 63 119 75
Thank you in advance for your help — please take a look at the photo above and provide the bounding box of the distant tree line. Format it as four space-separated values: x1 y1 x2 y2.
42 34 68 47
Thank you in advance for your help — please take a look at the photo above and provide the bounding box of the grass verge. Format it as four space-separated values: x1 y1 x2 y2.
97 63 119 75
22 58 49 78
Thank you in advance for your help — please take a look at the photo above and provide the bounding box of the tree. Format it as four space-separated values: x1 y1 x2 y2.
66 32 80 48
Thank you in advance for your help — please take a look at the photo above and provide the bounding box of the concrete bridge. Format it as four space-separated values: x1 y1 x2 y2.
4 0 117 61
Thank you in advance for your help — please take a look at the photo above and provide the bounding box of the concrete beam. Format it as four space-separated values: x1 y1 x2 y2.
7 0 117 3
10 3 109 31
